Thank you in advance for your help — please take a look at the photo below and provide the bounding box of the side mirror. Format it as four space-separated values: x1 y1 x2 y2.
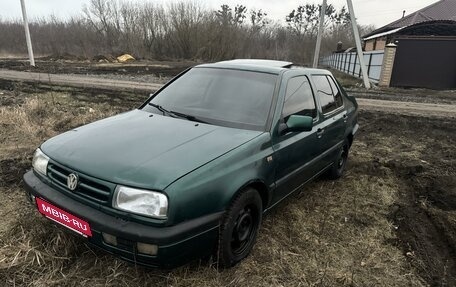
280 115 313 134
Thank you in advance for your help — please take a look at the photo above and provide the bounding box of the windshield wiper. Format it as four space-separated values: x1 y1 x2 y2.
148 103 207 123
169 110 208 124
148 103 176 117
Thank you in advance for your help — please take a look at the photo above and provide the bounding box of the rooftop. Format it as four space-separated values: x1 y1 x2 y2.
364 0 456 39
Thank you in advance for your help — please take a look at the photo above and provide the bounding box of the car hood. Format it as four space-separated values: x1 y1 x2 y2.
41 109 262 190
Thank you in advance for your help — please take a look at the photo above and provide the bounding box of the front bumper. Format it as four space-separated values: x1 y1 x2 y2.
23 170 222 268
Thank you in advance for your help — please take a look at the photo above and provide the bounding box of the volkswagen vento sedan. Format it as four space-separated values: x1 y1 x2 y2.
24 59 359 268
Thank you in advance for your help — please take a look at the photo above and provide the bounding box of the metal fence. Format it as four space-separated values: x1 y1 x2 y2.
320 50 384 83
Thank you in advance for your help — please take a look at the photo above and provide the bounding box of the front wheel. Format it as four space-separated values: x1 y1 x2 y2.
327 140 350 179
217 188 262 268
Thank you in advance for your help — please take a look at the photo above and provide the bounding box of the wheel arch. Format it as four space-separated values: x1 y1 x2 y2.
231 179 270 211
347 133 354 148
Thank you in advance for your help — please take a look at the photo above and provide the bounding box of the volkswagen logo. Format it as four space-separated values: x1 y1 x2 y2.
67 173 79 191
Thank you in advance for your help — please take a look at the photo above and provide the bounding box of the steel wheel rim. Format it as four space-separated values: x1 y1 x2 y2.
338 146 348 170
231 205 258 256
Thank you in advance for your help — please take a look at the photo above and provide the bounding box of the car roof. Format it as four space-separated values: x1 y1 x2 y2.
217 59 294 68
196 59 331 75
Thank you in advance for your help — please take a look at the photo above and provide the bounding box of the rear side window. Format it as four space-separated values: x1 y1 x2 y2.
328 76 344 107
282 76 317 119
312 75 343 114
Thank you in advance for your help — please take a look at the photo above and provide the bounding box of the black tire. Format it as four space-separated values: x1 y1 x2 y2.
327 140 350 180
217 188 262 268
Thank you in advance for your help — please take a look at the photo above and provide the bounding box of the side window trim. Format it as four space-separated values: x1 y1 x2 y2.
327 75 344 109
311 74 345 117
282 75 318 121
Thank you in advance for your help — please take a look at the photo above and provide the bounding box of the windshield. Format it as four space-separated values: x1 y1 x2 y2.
142 67 278 131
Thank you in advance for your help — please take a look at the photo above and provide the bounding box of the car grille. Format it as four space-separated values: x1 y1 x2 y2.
47 162 113 203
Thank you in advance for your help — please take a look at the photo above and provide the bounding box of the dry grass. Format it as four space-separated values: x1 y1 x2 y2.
0 92 119 150
0 87 446 286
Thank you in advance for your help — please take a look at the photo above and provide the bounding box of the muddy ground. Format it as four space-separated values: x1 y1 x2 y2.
0 66 455 286
361 112 456 286
0 58 192 83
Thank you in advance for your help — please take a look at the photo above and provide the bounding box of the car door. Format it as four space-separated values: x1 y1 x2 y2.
311 74 346 167
271 75 325 204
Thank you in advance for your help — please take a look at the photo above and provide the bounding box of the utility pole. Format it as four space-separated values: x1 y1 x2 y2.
313 0 327 68
20 0 35 66
346 0 370 88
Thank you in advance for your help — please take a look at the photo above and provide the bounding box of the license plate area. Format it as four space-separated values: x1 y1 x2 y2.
36 197 92 237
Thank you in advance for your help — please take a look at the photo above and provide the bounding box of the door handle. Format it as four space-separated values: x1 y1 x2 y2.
317 128 325 138
343 113 348 123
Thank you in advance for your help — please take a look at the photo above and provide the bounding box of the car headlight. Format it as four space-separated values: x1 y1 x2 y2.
32 148 49 176
113 186 168 219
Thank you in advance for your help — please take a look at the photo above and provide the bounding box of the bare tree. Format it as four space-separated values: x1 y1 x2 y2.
0 0 375 64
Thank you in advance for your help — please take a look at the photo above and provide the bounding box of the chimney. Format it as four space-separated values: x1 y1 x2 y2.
336 41 343 52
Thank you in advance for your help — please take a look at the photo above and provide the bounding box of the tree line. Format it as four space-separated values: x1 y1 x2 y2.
0 0 374 65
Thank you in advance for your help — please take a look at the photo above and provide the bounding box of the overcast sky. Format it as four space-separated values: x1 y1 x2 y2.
1 0 438 28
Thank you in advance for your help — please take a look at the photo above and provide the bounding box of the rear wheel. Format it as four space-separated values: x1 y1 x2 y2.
327 140 350 179
217 188 262 268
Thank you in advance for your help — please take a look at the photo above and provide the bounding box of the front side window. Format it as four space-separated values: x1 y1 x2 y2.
282 76 317 119
312 75 343 114
143 68 278 131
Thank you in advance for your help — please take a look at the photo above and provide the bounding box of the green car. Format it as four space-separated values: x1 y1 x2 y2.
24 59 358 268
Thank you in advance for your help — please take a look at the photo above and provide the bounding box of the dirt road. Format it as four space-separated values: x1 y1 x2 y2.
0 69 162 92
356 98 456 118
1 69 455 118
